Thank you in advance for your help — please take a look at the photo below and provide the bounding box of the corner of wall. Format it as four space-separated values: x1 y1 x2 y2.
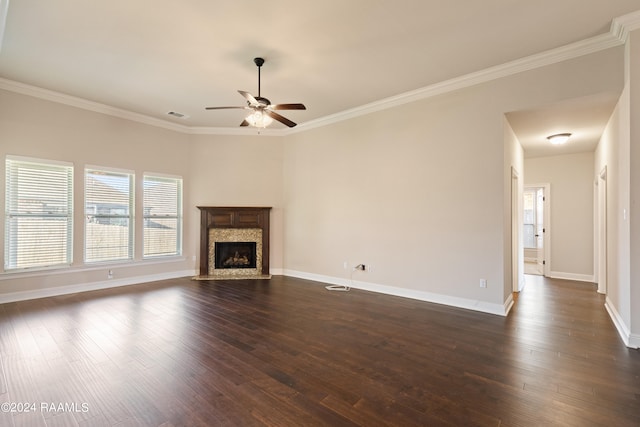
605 296 637 348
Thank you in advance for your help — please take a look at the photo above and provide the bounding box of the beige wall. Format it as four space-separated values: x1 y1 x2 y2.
629 30 640 345
0 90 195 299
596 87 629 338
282 47 622 314
593 29 640 348
525 152 595 280
187 134 285 272
0 45 627 318
284 90 506 311
504 120 525 296
0 90 289 300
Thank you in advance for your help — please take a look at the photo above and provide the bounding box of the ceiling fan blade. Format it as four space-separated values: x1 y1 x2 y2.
264 110 297 128
240 119 250 127
238 90 259 106
271 103 306 110
205 106 248 110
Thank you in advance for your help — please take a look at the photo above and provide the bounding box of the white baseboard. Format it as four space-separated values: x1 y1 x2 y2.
604 297 638 349
503 293 515 315
269 268 284 275
0 270 196 304
518 275 526 292
283 269 512 317
548 271 595 283
1 268 513 318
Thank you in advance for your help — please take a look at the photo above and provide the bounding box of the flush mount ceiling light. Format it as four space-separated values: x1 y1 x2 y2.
167 111 188 119
547 133 572 145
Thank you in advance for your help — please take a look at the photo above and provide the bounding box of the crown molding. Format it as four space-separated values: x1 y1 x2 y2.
611 10 640 42
292 31 624 134
0 77 289 136
1 11 638 136
0 78 191 133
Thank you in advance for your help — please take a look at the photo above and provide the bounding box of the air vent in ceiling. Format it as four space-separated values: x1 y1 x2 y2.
167 111 188 119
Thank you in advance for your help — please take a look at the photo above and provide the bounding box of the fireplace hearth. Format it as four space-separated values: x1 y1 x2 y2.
195 207 271 280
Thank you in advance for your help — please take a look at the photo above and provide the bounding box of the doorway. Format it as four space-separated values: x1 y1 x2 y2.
524 185 548 276
511 168 522 292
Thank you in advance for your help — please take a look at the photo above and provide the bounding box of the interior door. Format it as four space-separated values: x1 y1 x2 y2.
524 186 546 276
535 187 544 268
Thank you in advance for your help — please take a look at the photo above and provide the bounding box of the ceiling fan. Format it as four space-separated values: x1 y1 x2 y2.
205 57 306 128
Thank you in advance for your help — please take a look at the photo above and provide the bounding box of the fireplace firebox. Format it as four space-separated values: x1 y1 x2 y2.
214 242 257 269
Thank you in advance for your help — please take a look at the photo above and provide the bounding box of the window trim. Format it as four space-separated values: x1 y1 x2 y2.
84 165 135 264
5 155 74 272
142 173 183 259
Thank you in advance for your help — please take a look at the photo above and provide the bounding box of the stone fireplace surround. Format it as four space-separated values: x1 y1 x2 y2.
195 206 271 280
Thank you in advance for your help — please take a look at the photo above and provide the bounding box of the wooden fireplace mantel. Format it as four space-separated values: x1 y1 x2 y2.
197 206 271 277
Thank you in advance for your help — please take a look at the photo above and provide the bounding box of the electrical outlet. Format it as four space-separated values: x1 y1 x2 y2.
343 261 348 270
108 270 114 279
479 279 487 288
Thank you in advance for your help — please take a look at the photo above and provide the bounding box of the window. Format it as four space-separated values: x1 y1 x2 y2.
85 168 134 262
523 190 535 248
143 175 182 258
5 156 73 270
523 187 544 249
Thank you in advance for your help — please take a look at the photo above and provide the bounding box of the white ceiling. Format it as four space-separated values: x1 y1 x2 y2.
1 1 639 156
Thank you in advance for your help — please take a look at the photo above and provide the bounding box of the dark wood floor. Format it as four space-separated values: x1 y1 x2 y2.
0 275 638 426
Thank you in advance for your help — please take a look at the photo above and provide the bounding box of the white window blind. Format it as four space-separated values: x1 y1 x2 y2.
143 175 182 258
85 168 134 263
5 156 74 270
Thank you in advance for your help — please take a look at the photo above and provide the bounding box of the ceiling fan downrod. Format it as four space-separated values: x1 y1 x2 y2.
254 57 264 97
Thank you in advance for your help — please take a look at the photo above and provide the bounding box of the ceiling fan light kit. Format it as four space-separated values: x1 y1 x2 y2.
205 57 306 128
245 110 273 128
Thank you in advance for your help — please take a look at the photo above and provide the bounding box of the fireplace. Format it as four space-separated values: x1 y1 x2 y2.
215 242 257 269
196 207 271 279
